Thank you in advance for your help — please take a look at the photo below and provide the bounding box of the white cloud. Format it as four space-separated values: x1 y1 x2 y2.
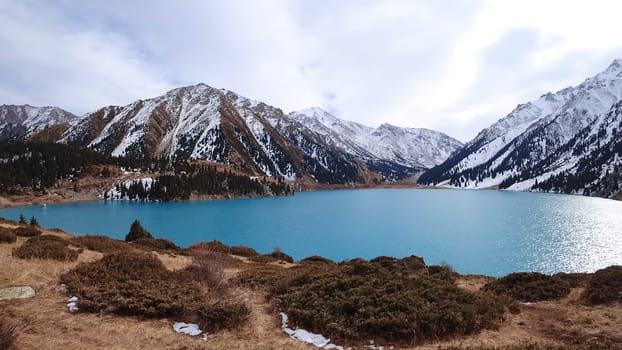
1 0 622 142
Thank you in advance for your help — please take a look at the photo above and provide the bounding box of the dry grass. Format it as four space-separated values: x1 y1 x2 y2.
0 317 17 350
2 220 622 349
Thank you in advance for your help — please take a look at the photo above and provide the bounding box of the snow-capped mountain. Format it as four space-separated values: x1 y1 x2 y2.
54 84 462 184
290 107 463 179
419 59 622 198
505 99 622 197
61 84 365 184
0 104 77 141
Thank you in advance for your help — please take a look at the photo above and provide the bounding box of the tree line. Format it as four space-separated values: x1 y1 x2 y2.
0 141 292 200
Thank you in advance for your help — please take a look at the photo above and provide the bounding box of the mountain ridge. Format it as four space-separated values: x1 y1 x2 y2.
0 84 461 185
419 59 622 199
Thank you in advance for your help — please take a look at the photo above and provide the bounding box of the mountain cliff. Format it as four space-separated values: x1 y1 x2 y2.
0 104 77 142
290 108 462 179
53 84 461 184
419 59 622 198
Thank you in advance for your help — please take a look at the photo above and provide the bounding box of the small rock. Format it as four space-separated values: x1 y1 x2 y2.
0 286 35 300
57 284 68 294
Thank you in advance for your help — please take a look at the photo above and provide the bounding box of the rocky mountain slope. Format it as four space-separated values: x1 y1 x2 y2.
60 84 365 184
419 59 622 198
46 84 458 184
0 104 77 142
290 108 462 179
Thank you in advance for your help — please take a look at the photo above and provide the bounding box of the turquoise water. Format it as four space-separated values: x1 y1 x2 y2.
1 189 621 276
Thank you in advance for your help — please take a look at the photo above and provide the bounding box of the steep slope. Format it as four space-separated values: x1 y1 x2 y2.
505 100 622 197
61 84 365 184
0 104 77 141
290 107 463 179
419 59 622 192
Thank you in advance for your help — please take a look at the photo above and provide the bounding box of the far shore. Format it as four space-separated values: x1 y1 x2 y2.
1 179 619 210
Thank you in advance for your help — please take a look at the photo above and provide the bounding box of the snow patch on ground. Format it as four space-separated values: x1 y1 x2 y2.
67 296 79 312
173 322 204 337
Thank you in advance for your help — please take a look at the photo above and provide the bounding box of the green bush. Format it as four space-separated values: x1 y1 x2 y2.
238 258 504 344
13 235 79 261
124 219 153 242
71 235 130 253
14 225 41 237
582 265 622 304
0 227 17 243
0 317 17 350
483 272 573 302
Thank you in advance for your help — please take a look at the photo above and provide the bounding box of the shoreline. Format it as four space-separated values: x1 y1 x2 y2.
2 181 620 210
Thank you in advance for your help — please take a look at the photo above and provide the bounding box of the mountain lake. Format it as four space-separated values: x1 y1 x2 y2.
1 188 621 276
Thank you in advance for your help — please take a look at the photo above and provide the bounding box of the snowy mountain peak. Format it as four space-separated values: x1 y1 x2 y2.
290 108 463 172
604 59 622 74
0 104 77 141
419 58 622 198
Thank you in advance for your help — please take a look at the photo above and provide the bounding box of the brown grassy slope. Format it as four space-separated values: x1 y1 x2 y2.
1 220 622 349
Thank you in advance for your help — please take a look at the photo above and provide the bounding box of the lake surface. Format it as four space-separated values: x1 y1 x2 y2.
1 189 621 276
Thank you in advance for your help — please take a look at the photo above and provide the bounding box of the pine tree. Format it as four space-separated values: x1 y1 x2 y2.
29 216 39 226
19 214 27 224
125 219 153 242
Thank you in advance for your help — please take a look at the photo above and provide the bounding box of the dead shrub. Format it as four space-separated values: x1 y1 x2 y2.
59 251 249 331
60 251 202 317
188 240 231 254
439 342 617 350
132 238 180 252
13 235 79 261
14 225 41 237
0 317 17 350
0 227 17 243
483 272 573 302
267 250 294 263
195 302 250 332
299 255 336 266
230 245 259 257
249 250 295 264
71 235 130 253
582 265 622 304
185 250 229 294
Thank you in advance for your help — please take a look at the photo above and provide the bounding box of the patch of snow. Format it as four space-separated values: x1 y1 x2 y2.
280 313 345 349
173 322 203 336
67 296 79 312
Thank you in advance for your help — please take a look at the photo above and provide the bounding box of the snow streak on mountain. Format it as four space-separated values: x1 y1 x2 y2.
0 104 77 142
419 59 622 198
36 84 461 184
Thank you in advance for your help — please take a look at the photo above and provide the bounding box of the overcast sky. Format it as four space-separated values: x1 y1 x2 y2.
2 0 622 142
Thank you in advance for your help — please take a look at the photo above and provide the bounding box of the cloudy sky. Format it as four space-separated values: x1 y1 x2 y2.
2 0 622 141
